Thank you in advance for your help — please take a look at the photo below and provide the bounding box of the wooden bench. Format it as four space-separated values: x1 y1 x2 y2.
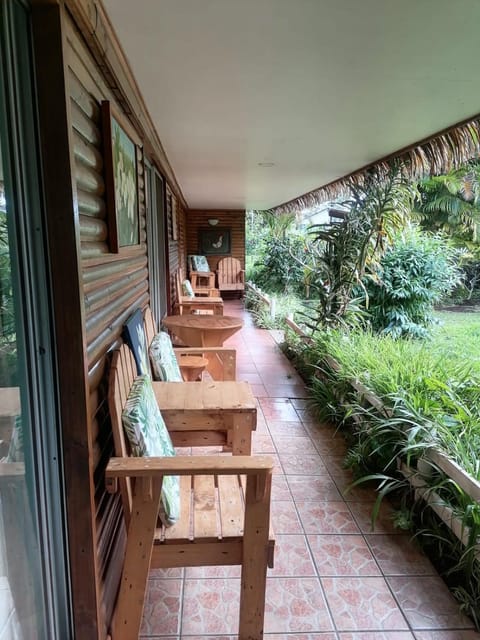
144 306 235 382
175 270 223 315
106 346 275 640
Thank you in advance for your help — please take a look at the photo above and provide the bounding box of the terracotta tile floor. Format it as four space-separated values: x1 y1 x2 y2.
140 300 479 640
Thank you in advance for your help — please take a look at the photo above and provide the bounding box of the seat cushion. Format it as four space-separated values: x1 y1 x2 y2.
122 375 180 526
149 332 183 381
182 279 195 299
122 308 150 375
189 255 210 273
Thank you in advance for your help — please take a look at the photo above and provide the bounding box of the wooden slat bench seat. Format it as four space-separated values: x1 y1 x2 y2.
153 380 256 453
106 346 275 640
117 337 255 453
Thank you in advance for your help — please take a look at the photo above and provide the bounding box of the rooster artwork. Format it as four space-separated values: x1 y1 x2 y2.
199 228 231 255
211 234 223 249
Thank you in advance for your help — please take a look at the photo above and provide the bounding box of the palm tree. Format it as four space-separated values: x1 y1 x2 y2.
415 161 480 242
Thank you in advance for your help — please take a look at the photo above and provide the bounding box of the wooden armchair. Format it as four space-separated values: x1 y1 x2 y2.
106 346 274 640
144 307 233 380
175 271 223 315
217 257 245 297
187 255 216 293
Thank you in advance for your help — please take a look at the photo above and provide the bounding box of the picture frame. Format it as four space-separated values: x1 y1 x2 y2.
101 101 140 252
199 228 231 255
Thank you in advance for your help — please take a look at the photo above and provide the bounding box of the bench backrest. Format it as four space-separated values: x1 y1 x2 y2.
144 307 158 347
108 345 137 525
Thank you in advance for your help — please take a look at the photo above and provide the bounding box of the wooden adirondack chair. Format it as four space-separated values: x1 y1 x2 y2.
217 257 245 297
187 255 216 293
175 271 223 315
144 307 235 381
106 345 274 640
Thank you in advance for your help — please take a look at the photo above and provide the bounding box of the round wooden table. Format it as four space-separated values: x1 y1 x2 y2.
177 354 208 381
162 314 243 347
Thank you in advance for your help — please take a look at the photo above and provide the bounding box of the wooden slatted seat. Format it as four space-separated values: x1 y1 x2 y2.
106 345 275 640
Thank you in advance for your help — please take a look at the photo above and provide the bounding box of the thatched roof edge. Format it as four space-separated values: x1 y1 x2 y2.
267 116 480 215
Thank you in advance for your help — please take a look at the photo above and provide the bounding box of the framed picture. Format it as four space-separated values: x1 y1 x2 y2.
199 228 231 255
102 101 140 252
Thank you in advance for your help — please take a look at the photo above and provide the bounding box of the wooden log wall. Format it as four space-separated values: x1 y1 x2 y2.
34 2 191 637
185 210 246 275
66 15 150 636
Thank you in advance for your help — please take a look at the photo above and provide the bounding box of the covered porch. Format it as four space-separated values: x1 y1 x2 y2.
1 0 480 638
137 300 477 639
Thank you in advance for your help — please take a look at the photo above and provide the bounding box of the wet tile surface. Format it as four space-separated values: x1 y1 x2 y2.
139 301 479 639
386 576 475 630
322 577 409 631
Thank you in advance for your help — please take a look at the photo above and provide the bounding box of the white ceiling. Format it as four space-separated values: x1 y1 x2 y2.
103 0 480 211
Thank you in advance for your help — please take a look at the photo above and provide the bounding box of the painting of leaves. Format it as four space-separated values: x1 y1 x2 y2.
111 116 139 247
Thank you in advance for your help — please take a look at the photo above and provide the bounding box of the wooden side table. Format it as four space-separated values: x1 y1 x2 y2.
178 355 208 381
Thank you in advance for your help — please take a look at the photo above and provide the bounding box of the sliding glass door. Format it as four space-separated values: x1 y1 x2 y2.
0 1 71 637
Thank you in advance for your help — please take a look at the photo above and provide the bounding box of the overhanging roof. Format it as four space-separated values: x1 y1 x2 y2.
102 0 480 211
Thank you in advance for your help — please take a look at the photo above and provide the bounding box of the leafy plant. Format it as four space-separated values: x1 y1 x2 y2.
301 164 415 331
415 161 480 242
253 235 311 295
359 228 461 338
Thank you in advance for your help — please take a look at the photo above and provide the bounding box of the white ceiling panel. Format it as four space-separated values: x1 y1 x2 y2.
103 0 480 210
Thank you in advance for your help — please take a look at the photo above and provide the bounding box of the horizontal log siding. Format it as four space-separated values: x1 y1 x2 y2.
185 209 246 275
66 16 149 635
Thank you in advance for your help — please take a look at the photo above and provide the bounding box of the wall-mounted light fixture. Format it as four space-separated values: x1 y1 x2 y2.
208 218 219 226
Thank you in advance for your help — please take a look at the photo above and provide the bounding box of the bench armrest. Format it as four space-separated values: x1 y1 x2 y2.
190 269 215 277
173 347 234 356
106 454 273 482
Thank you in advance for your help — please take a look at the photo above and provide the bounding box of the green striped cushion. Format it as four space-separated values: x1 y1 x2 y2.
122 375 180 526
149 332 182 382
182 279 195 298
189 255 210 272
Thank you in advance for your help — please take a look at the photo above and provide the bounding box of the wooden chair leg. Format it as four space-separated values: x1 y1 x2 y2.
110 477 163 640
231 415 253 455
238 472 272 639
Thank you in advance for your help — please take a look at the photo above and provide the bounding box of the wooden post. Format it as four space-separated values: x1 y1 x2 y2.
238 471 272 639
110 476 163 640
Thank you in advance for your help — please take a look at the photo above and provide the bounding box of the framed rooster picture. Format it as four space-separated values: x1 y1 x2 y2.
199 228 231 255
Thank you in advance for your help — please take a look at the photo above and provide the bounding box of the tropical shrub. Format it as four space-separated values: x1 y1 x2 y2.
359 229 461 338
253 235 312 296
299 165 415 331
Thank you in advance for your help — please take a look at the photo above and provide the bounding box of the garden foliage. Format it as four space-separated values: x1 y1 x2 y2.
359 229 461 338
299 165 415 330
282 321 480 626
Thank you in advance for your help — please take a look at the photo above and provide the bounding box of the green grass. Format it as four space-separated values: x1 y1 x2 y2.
300 311 480 478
